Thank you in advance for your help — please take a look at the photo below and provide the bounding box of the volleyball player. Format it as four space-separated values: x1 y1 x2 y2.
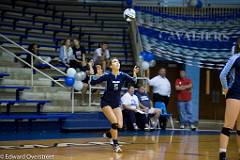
90 57 139 153
219 38 240 160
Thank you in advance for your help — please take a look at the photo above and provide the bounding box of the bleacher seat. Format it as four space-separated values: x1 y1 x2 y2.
0 113 80 131
0 73 10 78
0 100 50 115
0 85 31 100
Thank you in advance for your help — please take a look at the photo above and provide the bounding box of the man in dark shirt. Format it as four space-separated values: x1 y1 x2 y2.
72 38 86 70
135 85 161 128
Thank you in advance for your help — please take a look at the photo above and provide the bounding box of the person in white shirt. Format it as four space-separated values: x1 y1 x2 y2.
59 38 73 66
148 67 171 130
121 85 150 131
93 42 110 71
59 38 81 69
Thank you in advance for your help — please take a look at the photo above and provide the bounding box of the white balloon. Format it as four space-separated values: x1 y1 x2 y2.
188 0 197 6
139 55 143 62
73 81 83 91
142 61 150 70
67 68 76 78
75 71 86 81
149 60 156 67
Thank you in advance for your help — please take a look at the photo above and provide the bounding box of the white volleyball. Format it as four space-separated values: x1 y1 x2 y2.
123 8 136 22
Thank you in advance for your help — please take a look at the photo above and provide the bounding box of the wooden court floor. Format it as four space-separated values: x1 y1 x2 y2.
0 133 238 160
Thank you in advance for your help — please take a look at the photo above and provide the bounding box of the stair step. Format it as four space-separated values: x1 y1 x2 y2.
43 106 101 112
0 78 52 86
63 118 110 130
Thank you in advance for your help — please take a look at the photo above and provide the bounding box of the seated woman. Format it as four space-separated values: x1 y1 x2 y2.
91 64 104 104
93 42 110 72
121 85 150 131
59 38 81 70
78 58 96 105
72 38 86 62
25 43 52 68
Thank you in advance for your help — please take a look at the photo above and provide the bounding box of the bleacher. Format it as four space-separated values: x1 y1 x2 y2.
0 71 109 131
0 0 132 131
0 0 134 71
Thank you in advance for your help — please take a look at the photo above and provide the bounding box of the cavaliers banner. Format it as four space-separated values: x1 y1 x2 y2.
135 7 240 69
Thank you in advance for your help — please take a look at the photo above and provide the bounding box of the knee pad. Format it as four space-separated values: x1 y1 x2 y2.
105 131 112 138
221 127 232 137
237 130 240 136
118 126 122 130
112 123 118 130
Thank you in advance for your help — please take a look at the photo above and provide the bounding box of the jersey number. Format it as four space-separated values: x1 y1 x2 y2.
114 84 119 91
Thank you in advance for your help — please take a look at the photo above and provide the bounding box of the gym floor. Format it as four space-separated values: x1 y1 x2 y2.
0 129 238 160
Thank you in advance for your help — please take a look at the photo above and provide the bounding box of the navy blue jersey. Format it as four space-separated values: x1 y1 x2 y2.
90 72 136 108
220 54 240 99
135 91 151 109
229 57 240 93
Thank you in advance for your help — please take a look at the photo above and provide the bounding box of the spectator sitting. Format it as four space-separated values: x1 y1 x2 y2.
135 85 161 128
91 64 103 104
72 38 86 67
79 58 96 105
121 85 150 131
26 43 51 68
59 38 81 70
93 42 110 72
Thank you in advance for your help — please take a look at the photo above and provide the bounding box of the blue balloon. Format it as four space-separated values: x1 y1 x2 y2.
140 51 146 57
140 51 155 62
144 53 154 62
65 77 75 87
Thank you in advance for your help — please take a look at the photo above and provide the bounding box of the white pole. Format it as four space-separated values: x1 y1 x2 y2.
88 76 92 107
71 87 74 113
31 55 34 87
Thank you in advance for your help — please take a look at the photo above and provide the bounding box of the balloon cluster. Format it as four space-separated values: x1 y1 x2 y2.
64 68 86 91
139 51 156 70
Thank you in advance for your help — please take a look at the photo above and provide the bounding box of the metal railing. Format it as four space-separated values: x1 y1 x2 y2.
0 33 67 83
0 33 79 113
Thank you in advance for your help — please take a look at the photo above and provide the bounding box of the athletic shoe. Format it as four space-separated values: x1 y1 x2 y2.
180 125 185 129
109 140 114 145
151 119 159 128
190 124 197 131
144 126 151 131
133 123 139 130
219 152 227 160
113 144 122 153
